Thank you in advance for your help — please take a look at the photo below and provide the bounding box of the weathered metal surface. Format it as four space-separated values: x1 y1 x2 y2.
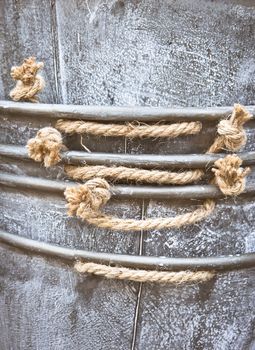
1 172 255 200
1 100 255 121
1 1 255 350
1 229 255 272
1 143 255 168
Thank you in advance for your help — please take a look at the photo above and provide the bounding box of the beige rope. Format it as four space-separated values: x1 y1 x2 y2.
212 154 250 196
55 120 202 138
25 104 251 232
74 262 214 284
64 177 215 231
27 127 64 167
64 152 250 231
207 104 251 153
65 165 204 185
10 57 45 102
63 105 251 185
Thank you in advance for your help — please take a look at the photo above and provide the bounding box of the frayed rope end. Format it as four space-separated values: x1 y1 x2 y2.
27 127 64 167
10 57 45 102
212 154 250 196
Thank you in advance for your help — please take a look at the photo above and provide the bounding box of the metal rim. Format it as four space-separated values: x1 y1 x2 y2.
1 144 255 169
0 230 255 271
1 100 255 122
1 172 255 199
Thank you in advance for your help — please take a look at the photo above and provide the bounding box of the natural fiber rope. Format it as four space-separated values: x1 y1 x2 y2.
64 177 215 231
207 103 252 153
74 261 215 284
28 104 251 185
27 127 64 167
65 165 204 185
64 152 250 230
212 155 250 196
10 57 45 103
55 120 202 138
25 104 251 231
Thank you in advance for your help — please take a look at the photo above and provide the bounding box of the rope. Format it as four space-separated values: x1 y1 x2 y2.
55 120 202 138
212 154 250 196
25 104 251 231
64 104 250 185
64 153 250 231
10 57 45 103
64 177 215 231
74 262 214 284
65 165 204 185
27 127 64 168
207 104 251 153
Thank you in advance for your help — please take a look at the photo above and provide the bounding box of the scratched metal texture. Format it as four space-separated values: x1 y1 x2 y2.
0 0 255 349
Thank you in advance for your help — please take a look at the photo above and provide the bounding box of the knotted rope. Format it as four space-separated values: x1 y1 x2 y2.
26 104 251 231
27 127 64 167
74 262 215 284
56 120 202 138
26 104 251 186
64 153 250 231
59 104 251 185
10 57 45 102
207 104 251 153
212 154 250 196
64 177 215 231
65 165 204 185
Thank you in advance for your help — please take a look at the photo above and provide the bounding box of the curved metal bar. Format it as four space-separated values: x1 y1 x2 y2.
1 144 255 169
0 229 255 271
0 172 255 199
1 100 255 122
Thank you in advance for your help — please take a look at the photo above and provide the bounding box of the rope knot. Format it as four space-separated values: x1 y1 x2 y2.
27 127 64 167
10 57 45 102
212 155 250 196
217 118 247 151
64 178 111 218
208 104 251 153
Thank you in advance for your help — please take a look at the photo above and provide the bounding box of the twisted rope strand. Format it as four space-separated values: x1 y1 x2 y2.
75 262 215 283
56 120 202 138
65 164 204 185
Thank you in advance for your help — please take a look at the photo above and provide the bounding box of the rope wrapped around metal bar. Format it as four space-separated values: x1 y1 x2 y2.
22 102 253 282
24 104 252 232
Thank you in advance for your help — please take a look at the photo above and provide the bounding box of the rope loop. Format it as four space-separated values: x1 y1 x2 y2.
64 179 215 231
10 57 45 102
212 155 250 196
208 104 251 153
27 127 64 167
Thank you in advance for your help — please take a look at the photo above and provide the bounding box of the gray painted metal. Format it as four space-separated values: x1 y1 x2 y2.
1 100 255 121
1 229 255 272
1 172 255 199
1 1 255 350
1 143 255 168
